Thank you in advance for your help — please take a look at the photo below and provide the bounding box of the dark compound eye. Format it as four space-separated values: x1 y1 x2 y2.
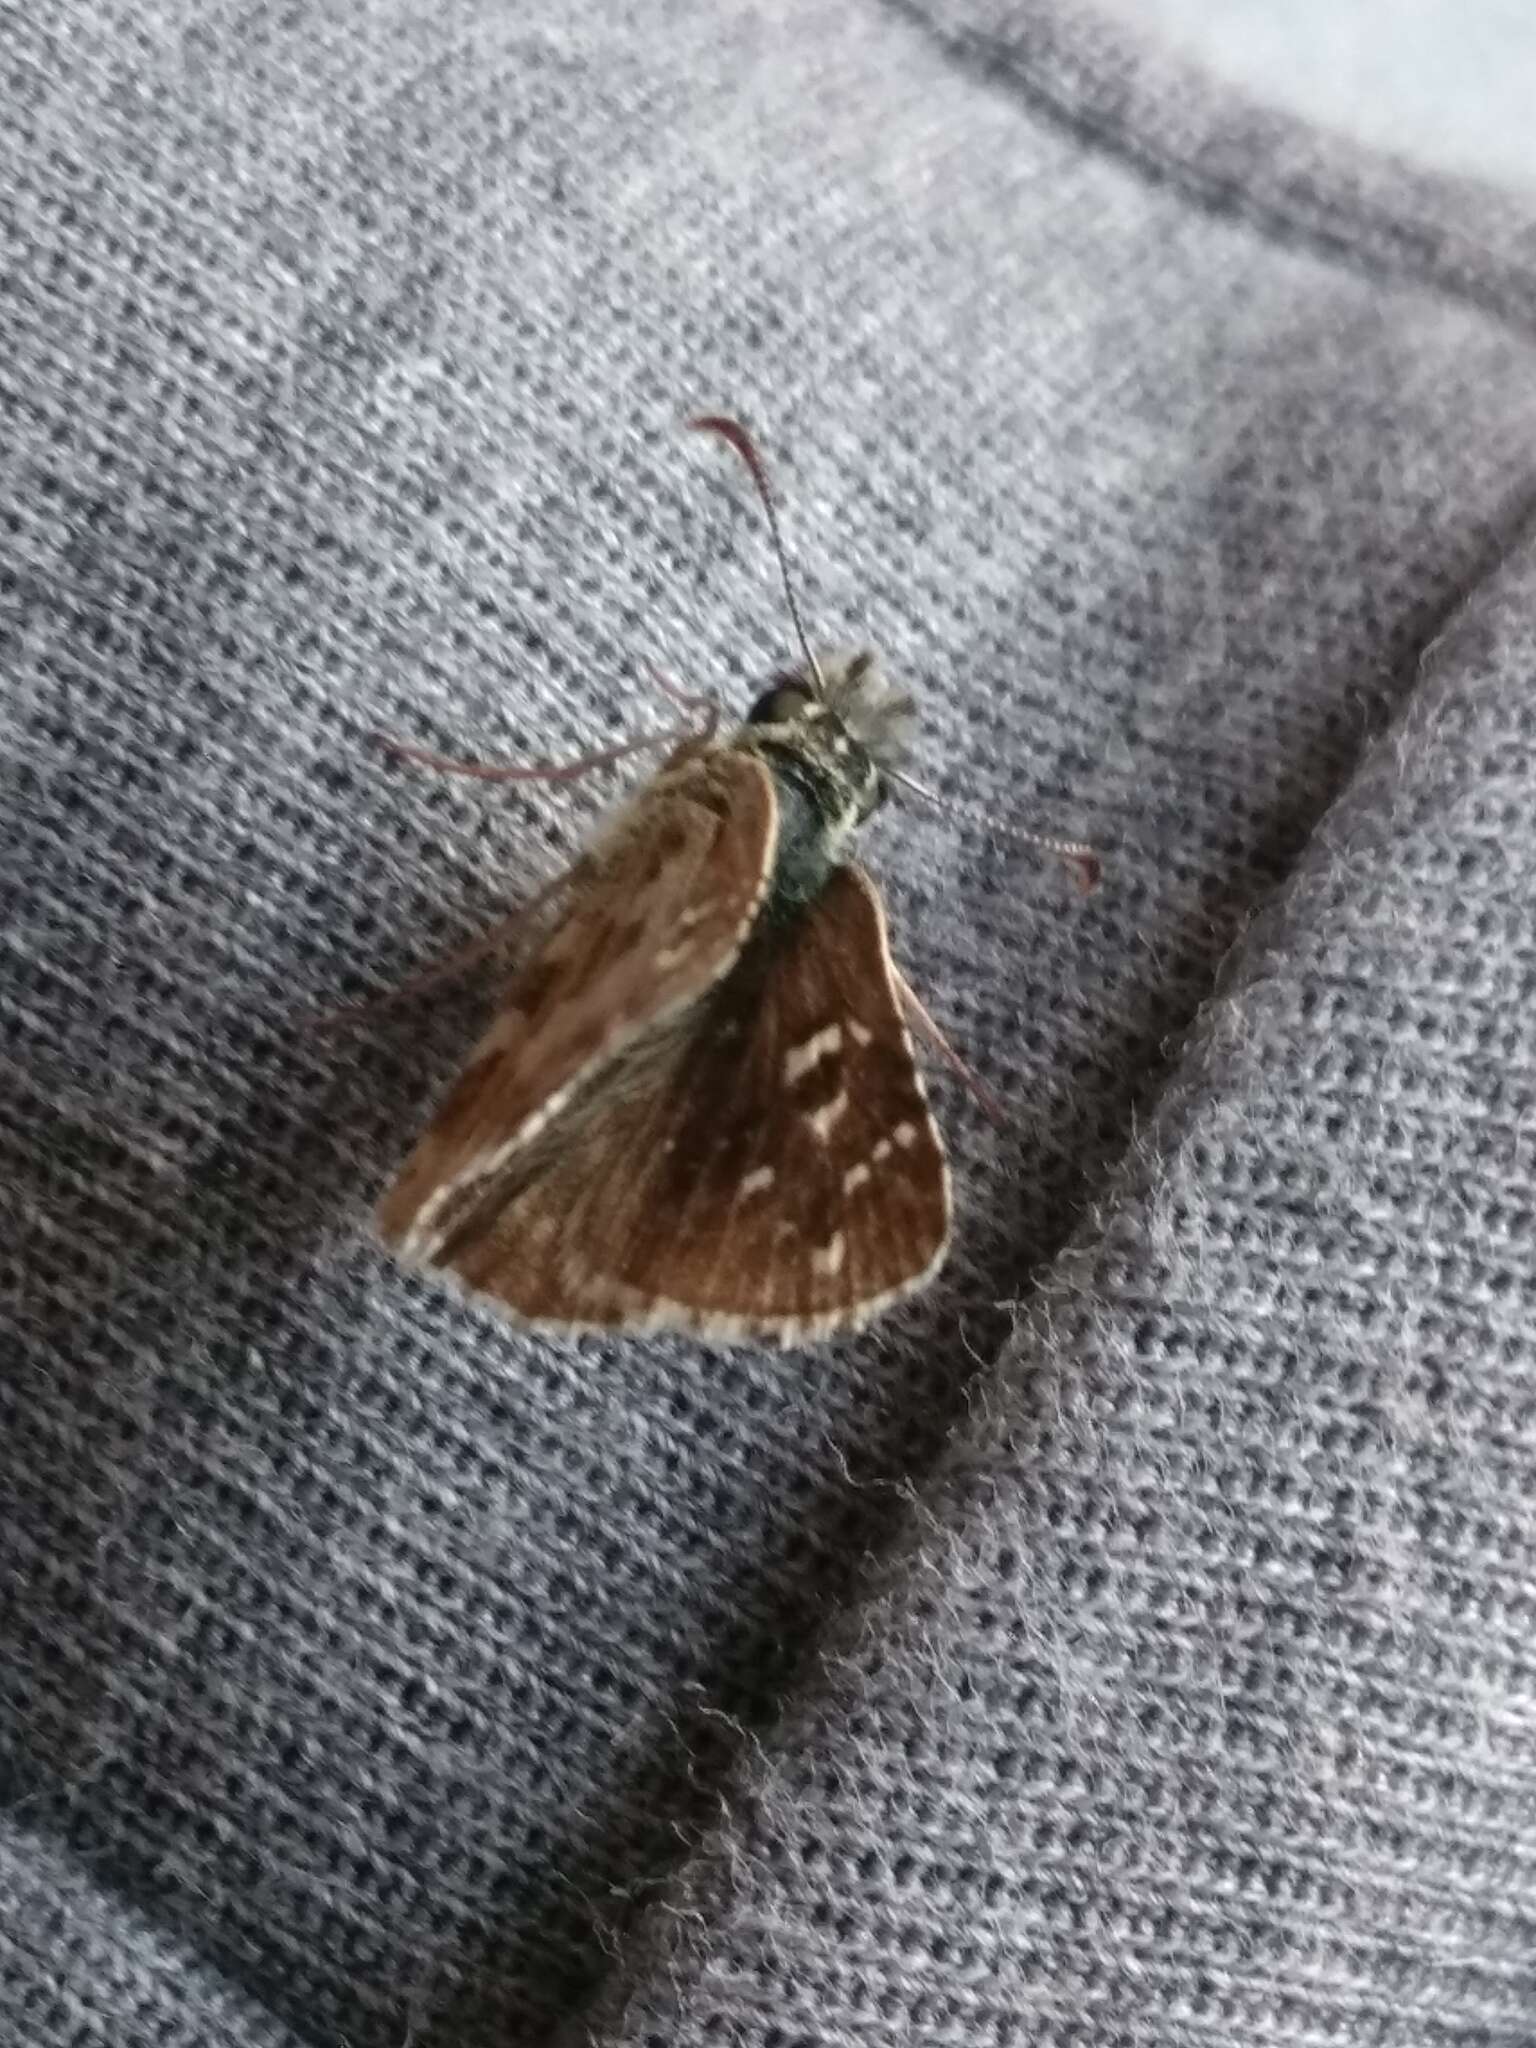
746 680 816 725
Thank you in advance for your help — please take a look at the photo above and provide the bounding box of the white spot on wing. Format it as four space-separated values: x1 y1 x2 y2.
783 1024 842 1085
848 1020 873 1048
811 1233 846 1278
843 1161 871 1193
872 1137 893 1163
893 1121 918 1149
739 1165 775 1196
805 1091 848 1143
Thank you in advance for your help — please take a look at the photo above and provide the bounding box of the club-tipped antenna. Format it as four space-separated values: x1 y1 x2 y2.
886 764 1102 893
690 414 826 693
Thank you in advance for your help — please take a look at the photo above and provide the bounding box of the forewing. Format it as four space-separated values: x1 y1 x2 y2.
432 862 950 1344
377 746 778 1257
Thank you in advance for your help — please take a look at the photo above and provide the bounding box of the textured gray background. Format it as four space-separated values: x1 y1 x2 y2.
3 3 1536 2046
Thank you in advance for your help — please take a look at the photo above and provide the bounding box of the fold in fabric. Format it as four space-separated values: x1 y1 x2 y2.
570 530 1536 2043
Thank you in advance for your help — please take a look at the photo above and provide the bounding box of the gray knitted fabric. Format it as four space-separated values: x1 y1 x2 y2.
4 3 1536 2045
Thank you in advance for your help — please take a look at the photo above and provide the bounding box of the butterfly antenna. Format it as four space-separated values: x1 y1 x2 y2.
887 764 1102 893
690 414 827 693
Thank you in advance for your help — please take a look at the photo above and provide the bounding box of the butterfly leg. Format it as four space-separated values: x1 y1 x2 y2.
650 669 722 743
310 868 577 1032
894 969 1011 1129
885 767 1101 894
374 727 692 785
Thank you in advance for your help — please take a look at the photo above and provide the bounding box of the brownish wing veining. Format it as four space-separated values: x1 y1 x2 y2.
377 746 778 1260
436 862 950 1344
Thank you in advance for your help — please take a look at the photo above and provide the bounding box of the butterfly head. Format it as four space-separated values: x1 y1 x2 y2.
745 649 916 827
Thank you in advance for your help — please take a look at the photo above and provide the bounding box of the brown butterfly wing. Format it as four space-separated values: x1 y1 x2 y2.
435 861 950 1344
377 747 778 1259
